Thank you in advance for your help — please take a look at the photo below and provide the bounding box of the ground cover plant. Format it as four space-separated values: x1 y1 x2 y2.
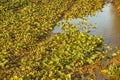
0 0 120 80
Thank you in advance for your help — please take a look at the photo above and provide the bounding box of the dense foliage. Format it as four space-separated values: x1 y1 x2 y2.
0 0 120 79
36 20 107 79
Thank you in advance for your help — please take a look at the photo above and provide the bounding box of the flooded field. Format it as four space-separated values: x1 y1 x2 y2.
54 3 120 49
52 2 120 79
0 0 120 79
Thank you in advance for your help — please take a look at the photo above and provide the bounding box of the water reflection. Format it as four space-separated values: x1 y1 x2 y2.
112 5 120 48
53 3 120 48
87 3 120 48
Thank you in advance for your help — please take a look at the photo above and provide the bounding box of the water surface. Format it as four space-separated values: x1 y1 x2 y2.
87 3 120 48
53 3 120 49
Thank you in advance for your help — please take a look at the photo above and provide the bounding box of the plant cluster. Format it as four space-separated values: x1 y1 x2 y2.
0 20 108 79
64 0 103 18
36 20 107 79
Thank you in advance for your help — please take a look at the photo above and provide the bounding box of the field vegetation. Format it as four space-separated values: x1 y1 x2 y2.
0 0 120 80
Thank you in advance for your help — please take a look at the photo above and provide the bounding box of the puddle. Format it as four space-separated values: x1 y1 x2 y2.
53 3 120 49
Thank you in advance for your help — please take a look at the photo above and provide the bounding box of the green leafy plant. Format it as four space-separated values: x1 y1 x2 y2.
108 64 120 76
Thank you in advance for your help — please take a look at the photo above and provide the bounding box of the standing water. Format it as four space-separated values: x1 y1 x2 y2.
53 3 120 49
88 3 120 48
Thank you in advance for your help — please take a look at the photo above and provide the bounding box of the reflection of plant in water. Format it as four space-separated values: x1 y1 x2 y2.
113 0 120 13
